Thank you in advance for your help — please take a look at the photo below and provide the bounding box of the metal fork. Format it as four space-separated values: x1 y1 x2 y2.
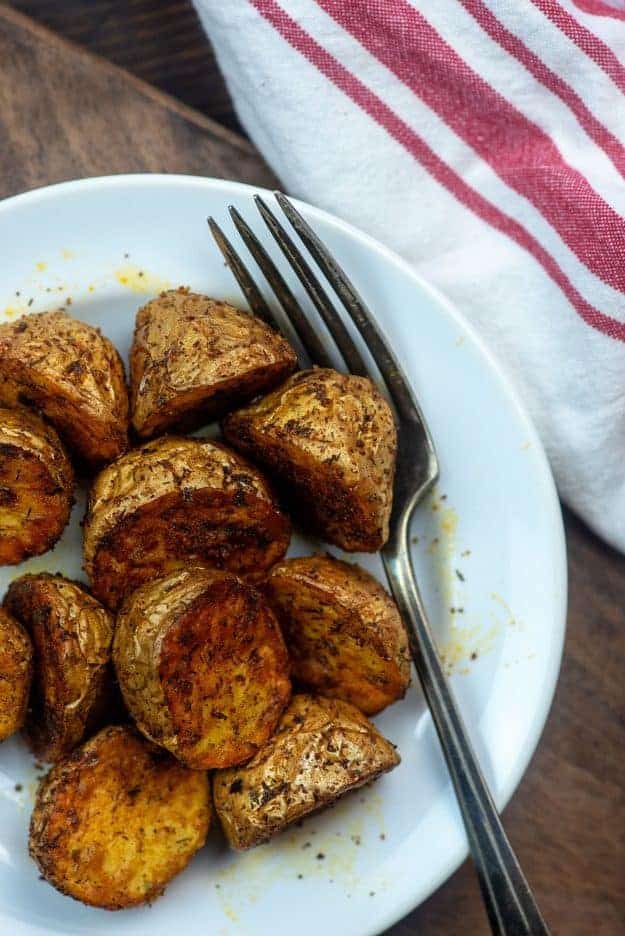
208 193 550 936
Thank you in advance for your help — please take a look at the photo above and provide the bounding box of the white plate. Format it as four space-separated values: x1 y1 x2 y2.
0 175 566 936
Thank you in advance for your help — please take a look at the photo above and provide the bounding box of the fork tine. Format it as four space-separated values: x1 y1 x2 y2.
227 206 333 369
254 195 369 378
274 193 427 427
208 217 279 330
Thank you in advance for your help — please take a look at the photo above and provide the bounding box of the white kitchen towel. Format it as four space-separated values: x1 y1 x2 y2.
195 0 625 550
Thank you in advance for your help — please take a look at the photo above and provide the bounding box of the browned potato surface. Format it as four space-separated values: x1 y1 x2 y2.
30 725 211 910
213 694 399 849
223 368 397 552
266 556 410 715
84 435 291 610
0 311 128 468
0 406 73 564
130 288 297 438
113 566 291 769
0 606 32 741
4 574 114 761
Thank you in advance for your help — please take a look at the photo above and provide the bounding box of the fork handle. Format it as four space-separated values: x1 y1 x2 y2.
382 531 550 936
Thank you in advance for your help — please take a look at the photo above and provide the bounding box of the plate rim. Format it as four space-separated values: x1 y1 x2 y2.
0 173 568 935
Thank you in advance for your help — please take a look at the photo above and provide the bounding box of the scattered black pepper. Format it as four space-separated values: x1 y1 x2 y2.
15 290 20 296
14 783 22 792
369 891 376 897
27 298 33 307
470 651 478 661
379 833 386 840
297 873 303 880
455 569 465 582
316 853 325 861
302 841 311 850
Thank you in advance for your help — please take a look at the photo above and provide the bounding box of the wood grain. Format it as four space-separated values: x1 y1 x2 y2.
0 5 623 934
6 0 241 133
0 4 273 197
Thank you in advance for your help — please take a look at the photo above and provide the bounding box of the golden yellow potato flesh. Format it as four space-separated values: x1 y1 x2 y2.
83 435 291 610
0 406 73 565
113 566 291 769
29 725 211 910
0 606 32 742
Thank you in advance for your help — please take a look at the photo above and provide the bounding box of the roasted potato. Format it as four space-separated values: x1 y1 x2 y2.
84 435 291 610
223 368 397 552
29 724 211 910
113 566 291 769
0 311 128 468
213 694 399 849
0 406 73 564
4 573 114 761
130 288 297 438
0 606 33 741
266 555 410 715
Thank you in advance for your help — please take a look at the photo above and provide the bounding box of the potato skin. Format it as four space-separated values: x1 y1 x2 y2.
0 406 74 565
266 556 410 715
0 606 33 741
4 574 114 762
113 566 291 769
213 694 400 849
29 725 211 910
83 435 291 610
130 288 297 438
223 368 397 552
0 311 129 468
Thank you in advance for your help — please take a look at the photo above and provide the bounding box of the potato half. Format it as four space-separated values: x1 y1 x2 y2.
4 573 114 762
213 694 400 849
0 406 74 565
266 555 410 715
29 724 211 910
113 566 291 769
0 606 33 741
130 288 297 438
0 311 128 468
83 435 291 610
223 368 397 552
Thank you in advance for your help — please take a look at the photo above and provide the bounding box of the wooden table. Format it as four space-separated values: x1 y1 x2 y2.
1 5 623 933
